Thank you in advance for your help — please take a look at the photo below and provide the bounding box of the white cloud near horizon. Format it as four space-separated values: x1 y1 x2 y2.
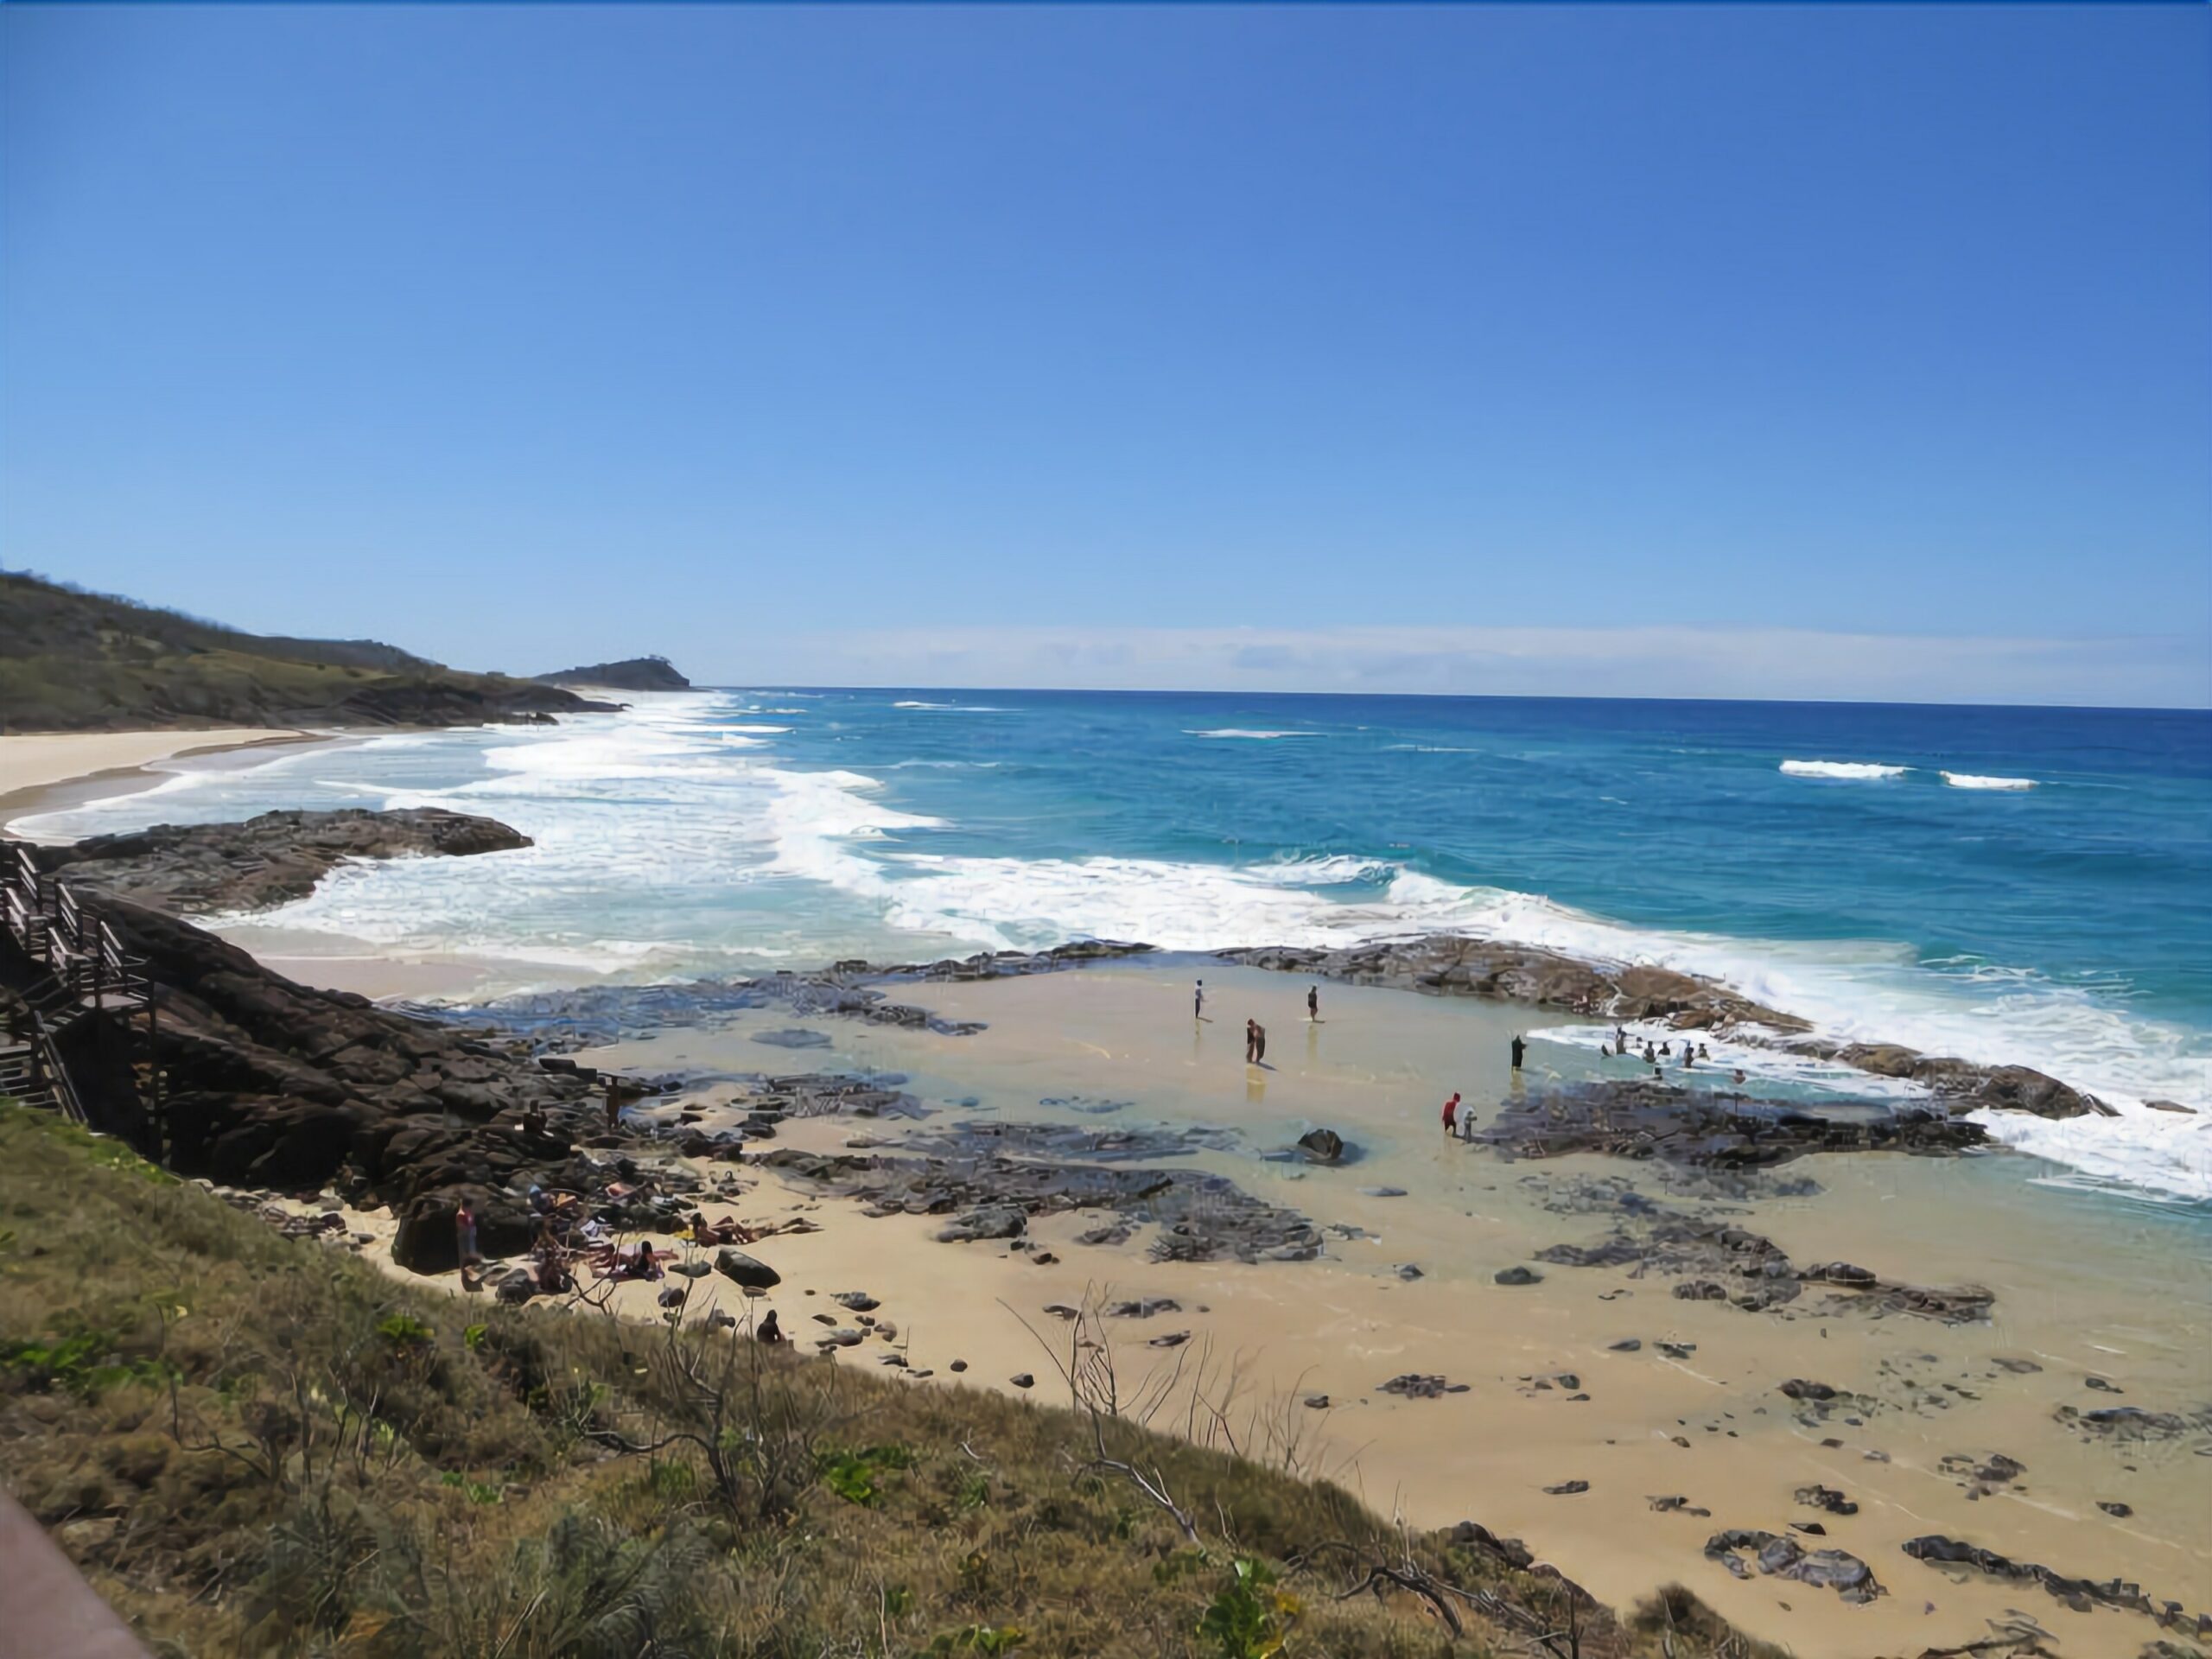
725 625 2210 709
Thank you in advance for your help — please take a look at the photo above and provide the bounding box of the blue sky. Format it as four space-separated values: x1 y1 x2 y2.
3 5 2207 705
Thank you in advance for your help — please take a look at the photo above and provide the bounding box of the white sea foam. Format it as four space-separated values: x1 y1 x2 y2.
35 696 2204 1199
722 724 791 734
893 701 1014 712
1779 760 1911 780
1942 772 2037 791
1185 728 1318 741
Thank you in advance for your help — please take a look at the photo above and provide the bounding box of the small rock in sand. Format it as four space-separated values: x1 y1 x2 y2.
1009 1372 1034 1389
1494 1266 1541 1287
1543 1480 1590 1496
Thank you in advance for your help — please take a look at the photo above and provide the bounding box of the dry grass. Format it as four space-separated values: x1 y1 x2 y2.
0 1104 1782 1659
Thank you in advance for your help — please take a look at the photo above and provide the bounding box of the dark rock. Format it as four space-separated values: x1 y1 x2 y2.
935 1205 1027 1243
1380 1375 1464 1400
2056 1405 2211 1442
1219 937 1807 1031
1543 1480 1590 1496
752 1028 833 1050
1781 1379 1839 1402
1472 1077 1988 1171
1902 1534 2204 1625
2100 1501 2133 1518
1446 1522 1534 1571
1009 1373 1034 1389
1795 1484 1859 1516
1705 1530 1881 1604
1105 1298 1180 1319
1538 1236 1646 1268
713 1249 782 1290
832 1291 880 1312
1609 1338 1643 1352
1296 1128 1346 1164
46 808 532 915
1494 1266 1542 1287
1359 1185 1408 1198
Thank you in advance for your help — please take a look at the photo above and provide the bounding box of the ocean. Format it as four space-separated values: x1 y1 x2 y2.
19 689 2210 1200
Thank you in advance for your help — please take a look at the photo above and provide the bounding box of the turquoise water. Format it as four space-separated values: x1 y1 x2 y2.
17 690 2209 1197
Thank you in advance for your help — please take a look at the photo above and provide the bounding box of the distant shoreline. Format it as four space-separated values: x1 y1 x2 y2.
0 728 336 839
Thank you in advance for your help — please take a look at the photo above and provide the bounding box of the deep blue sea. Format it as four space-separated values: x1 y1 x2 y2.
18 690 2209 1198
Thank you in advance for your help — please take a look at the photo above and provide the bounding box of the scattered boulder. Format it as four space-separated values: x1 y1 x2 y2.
1705 1530 1881 1604
935 1205 1027 1243
714 1249 782 1290
1494 1266 1542 1287
1795 1484 1859 1516
1296 1128 1345 1165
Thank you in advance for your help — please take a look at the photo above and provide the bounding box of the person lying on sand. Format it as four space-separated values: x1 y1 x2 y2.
690 1212 757 1247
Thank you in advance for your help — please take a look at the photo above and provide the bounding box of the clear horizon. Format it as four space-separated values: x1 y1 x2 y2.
3 5 2208 707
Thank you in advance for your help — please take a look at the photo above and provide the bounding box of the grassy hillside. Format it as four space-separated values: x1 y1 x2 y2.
0 1105 1773 1659
0 571 603 732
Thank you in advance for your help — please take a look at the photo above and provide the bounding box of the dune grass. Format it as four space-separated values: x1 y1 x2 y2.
0 1104 1777 1658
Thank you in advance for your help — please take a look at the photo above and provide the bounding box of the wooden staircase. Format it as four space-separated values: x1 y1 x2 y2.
0 844 159 1145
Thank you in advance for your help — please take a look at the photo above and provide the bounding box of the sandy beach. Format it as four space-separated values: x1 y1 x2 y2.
10 731 2209 1654
0 728 327 839
0 731 566 1002
245 960 2210 1659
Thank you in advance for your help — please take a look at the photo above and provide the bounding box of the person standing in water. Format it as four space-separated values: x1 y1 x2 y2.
1441 1091 1460 1135
1194 979 1205 1020
1244 1019 1257 1063
1306 985 1319 1021
1510 1034 1527 1073
1255 1022 1268 1063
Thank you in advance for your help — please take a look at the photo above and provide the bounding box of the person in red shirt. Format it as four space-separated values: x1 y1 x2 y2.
1440 1092 1460 1135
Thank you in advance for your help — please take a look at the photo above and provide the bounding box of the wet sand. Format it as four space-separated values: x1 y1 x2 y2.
539 961 2212 1658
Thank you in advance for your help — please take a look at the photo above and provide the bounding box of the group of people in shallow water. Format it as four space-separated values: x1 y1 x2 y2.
1605 1023 1747 1084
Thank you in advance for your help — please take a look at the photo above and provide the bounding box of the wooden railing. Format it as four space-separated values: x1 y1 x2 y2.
0 843 160 1145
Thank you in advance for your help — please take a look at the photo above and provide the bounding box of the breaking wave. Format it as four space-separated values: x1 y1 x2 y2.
1780 760 1911 780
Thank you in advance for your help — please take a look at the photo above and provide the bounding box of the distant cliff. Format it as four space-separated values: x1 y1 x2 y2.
533 656 691 692
0 569 620 733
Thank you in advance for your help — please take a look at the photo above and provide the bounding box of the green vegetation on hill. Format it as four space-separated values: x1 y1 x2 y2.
0 1105 1774 1659
534 658 692 693
0 571 609 732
